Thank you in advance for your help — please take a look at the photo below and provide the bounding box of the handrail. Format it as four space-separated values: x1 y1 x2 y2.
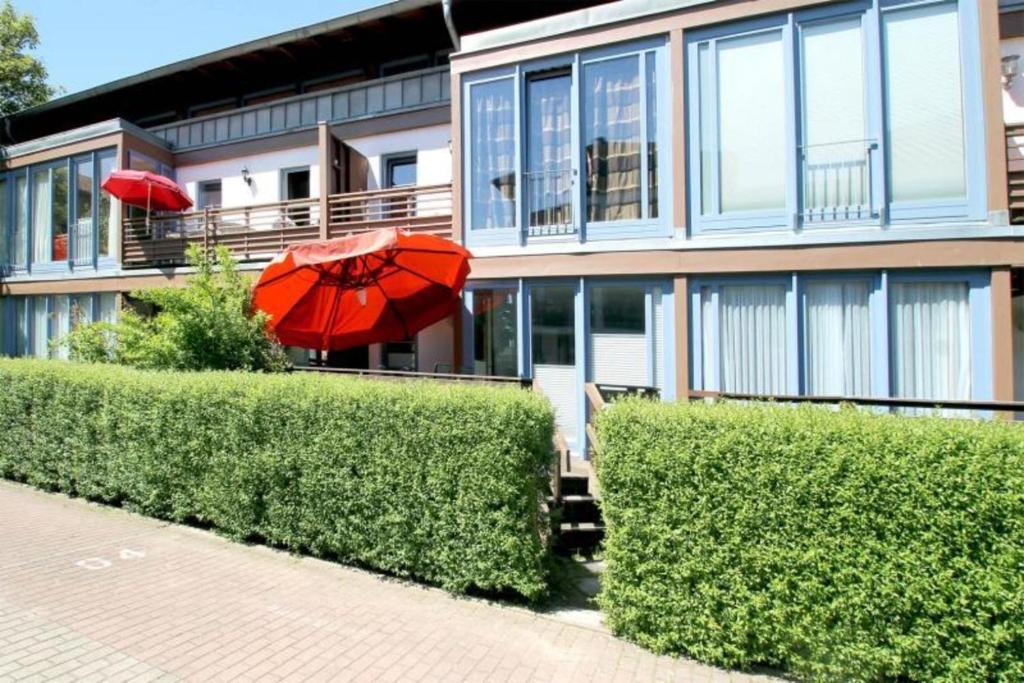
689 389 1024 413
291 365 531 387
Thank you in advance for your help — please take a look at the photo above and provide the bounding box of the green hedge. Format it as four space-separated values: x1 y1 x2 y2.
0 358 555 600
596 399 1024 682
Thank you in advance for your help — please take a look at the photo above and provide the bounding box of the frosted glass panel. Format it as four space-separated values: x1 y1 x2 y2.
801 19 871 216
698 44 714 215
883 3 966 202
718 285 787 393
805 281 870 396
717 31 786 213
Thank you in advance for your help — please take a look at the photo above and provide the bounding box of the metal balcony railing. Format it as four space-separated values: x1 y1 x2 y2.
800 139 876 224
524 168 575 237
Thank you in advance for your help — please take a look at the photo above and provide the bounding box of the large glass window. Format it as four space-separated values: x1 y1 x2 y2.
473 288 518 377
0 176 7 267
715 32 786 214
584 56 642 223
890 281 970 400
469 78 516 230
31 167 51 264
531 285 575 365
716 284 788 394
14 297 27 356
883 2 966 204
74 156 94 264
526 71 573 233
804 281 871 396
50 165 68 262
800 18 872 223
97 150 117 258
464 40 665 243
688 1 979 231
589 286 647 386
31 296 47 358
12 174 26 268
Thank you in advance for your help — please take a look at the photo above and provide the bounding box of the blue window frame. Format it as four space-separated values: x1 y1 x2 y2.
464 277 676 457
1 148 120 275
691 269 992 402
463 38 671 248
686 0 986 235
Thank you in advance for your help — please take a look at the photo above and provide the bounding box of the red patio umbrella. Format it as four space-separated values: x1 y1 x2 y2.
252 228 471 350
101 170 193 229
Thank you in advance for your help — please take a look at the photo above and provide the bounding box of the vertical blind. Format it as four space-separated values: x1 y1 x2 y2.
890 281 971 400
883 2 966 202
470 79 516 229
805 281 871 396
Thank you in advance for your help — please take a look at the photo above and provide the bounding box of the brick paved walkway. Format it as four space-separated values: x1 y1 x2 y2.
0 481 776 682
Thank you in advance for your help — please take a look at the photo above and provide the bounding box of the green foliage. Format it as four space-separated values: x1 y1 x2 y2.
596 399 1024 682
0 1 58 118
61 246 287 372
0 358 556 600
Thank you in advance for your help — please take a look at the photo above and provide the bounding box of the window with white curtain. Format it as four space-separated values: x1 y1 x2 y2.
804 281 871 396
464 39 665 245
51 295 69 359
31 167 51 264
693 271 986 405
882 2 966 204
31 297 47 358
890 281 971 400
698 283 789 394
98 293 118 325
469 78 516 230
12 174 27 268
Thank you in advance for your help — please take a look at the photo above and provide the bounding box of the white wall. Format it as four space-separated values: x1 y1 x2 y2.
343 124 451 190
416 317 454 373
175 146 320 209
1003 38 1024 125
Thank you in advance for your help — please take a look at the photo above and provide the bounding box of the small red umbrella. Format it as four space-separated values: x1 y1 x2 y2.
252 228 471 350
101 170 193 229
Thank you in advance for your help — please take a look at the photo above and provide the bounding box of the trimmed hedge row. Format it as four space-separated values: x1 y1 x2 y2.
0 359 555 600
596 399 1024 682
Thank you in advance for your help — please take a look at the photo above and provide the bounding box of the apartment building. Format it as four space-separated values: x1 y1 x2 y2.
453 0 1017 454
0 0 1019 459
0 0 602 369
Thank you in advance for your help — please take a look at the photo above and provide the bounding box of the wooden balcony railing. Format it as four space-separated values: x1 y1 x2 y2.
1007 124 1024 224
326 183 452 240
121 184 453 268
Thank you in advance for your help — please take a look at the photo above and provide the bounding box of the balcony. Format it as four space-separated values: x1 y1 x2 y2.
1008 124 1024 224
121 184 452 268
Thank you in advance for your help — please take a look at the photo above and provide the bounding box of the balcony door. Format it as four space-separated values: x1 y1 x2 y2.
525 71 574 237
799 15 877 225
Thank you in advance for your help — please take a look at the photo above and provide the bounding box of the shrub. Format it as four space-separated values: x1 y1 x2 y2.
58 245 287 372
596 399 1024 682
0 358 555 600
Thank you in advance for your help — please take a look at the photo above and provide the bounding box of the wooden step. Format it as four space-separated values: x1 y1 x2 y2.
559 521 605 532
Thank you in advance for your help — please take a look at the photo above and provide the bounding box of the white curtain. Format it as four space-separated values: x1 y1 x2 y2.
31 297 47 358
13 176 26 267
470 79 516 229
883 2 965 202
805 282 870 396
716 31 786 213
32 169 50 264
584 55 642 221
719 285 788 393
527 74 572 227
52 296 69 359
890 282 971 400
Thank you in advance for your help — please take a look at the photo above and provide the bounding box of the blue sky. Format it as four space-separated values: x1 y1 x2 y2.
15 0 390 97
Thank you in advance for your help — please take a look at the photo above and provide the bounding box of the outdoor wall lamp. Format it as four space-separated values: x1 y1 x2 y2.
1003 55 1020 89
241 166 253 187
